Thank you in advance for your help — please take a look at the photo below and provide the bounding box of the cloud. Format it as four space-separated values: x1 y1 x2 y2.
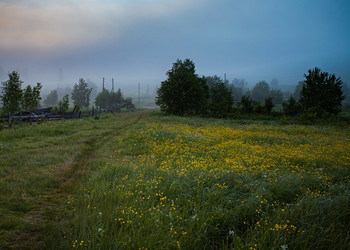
0 0 199 53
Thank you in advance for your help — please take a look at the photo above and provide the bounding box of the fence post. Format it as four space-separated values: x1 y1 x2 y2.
8 112 11 127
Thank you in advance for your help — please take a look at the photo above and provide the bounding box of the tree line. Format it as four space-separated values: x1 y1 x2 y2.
0 72 134 115
156 59 345 118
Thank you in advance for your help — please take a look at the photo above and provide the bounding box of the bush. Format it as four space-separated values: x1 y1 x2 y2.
298 108 318 124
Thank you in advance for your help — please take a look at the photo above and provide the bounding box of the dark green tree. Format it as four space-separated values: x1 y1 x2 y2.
21 83 42 112
95 88 131 110
299 67 344 116
240 95 254 113
206 76 233 117
156 59 209 115
0 71 23 115
95 89 110 109
44 90 58 107
58 94 69 112
109 88 123 108
264 97 274 114
282 96 302 116
21 85 32 112
71 78 92 109
270 89 284 104
251 81 270 103
95 89 123 109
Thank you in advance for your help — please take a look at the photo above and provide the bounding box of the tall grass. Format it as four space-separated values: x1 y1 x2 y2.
61 115 350 249
0 111 150 249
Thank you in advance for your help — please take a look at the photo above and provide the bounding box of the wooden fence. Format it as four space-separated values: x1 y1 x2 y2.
0 108 82 128
0 103 133 129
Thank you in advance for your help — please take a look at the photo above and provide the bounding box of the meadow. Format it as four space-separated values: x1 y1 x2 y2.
0 111 349 249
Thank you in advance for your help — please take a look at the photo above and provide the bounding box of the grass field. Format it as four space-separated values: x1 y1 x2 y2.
1 110 349 249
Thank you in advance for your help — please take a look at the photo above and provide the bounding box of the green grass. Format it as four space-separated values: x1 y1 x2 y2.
1 110 349 249
0 111 150 249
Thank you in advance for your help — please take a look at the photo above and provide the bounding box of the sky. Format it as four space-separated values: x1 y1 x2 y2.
0 0 350 96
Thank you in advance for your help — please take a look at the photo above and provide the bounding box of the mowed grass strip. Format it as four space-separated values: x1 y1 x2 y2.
0 111 150 249
62 114 350 249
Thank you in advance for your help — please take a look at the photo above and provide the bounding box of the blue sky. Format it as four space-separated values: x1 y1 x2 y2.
0 0 349 94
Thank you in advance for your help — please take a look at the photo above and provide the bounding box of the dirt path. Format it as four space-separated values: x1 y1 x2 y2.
0 110 151 249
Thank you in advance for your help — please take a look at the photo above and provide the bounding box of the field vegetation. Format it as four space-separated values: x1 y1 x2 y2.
0 110 349 249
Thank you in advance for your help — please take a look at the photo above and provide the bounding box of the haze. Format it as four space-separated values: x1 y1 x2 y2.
1 0 350 97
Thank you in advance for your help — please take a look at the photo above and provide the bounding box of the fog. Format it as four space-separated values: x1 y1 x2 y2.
1 0 349 99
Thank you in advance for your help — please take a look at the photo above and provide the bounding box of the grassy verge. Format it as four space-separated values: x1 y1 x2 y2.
0 111 150 249
59 112 349 249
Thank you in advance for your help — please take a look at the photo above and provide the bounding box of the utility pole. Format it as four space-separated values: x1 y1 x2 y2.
102 77 105 91
138 83 141 106
58 68 63 83
112 78 114 93
145 84 149 99
224 73 227 83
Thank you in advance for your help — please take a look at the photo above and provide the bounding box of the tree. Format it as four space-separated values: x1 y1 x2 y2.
206 75 223 88
95 89 110 109
71 78 92 109
21 83 42 112
156 59 209 115
251 81 270 103
86 80 99 101
240 95 254 113
270 89 284 104
0 71 23 115
58 94 69 112
232 78 248 91
95 88 124 109
293 81 304 101
299 67 344 116
21 85 32 112
109 88 123 108
264 97 274 114
44 90 58 107
206 76 233 117
282 96 302 116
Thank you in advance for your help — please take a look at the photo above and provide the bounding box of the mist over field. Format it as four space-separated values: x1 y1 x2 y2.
0 0 349 99
1 1 350 248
